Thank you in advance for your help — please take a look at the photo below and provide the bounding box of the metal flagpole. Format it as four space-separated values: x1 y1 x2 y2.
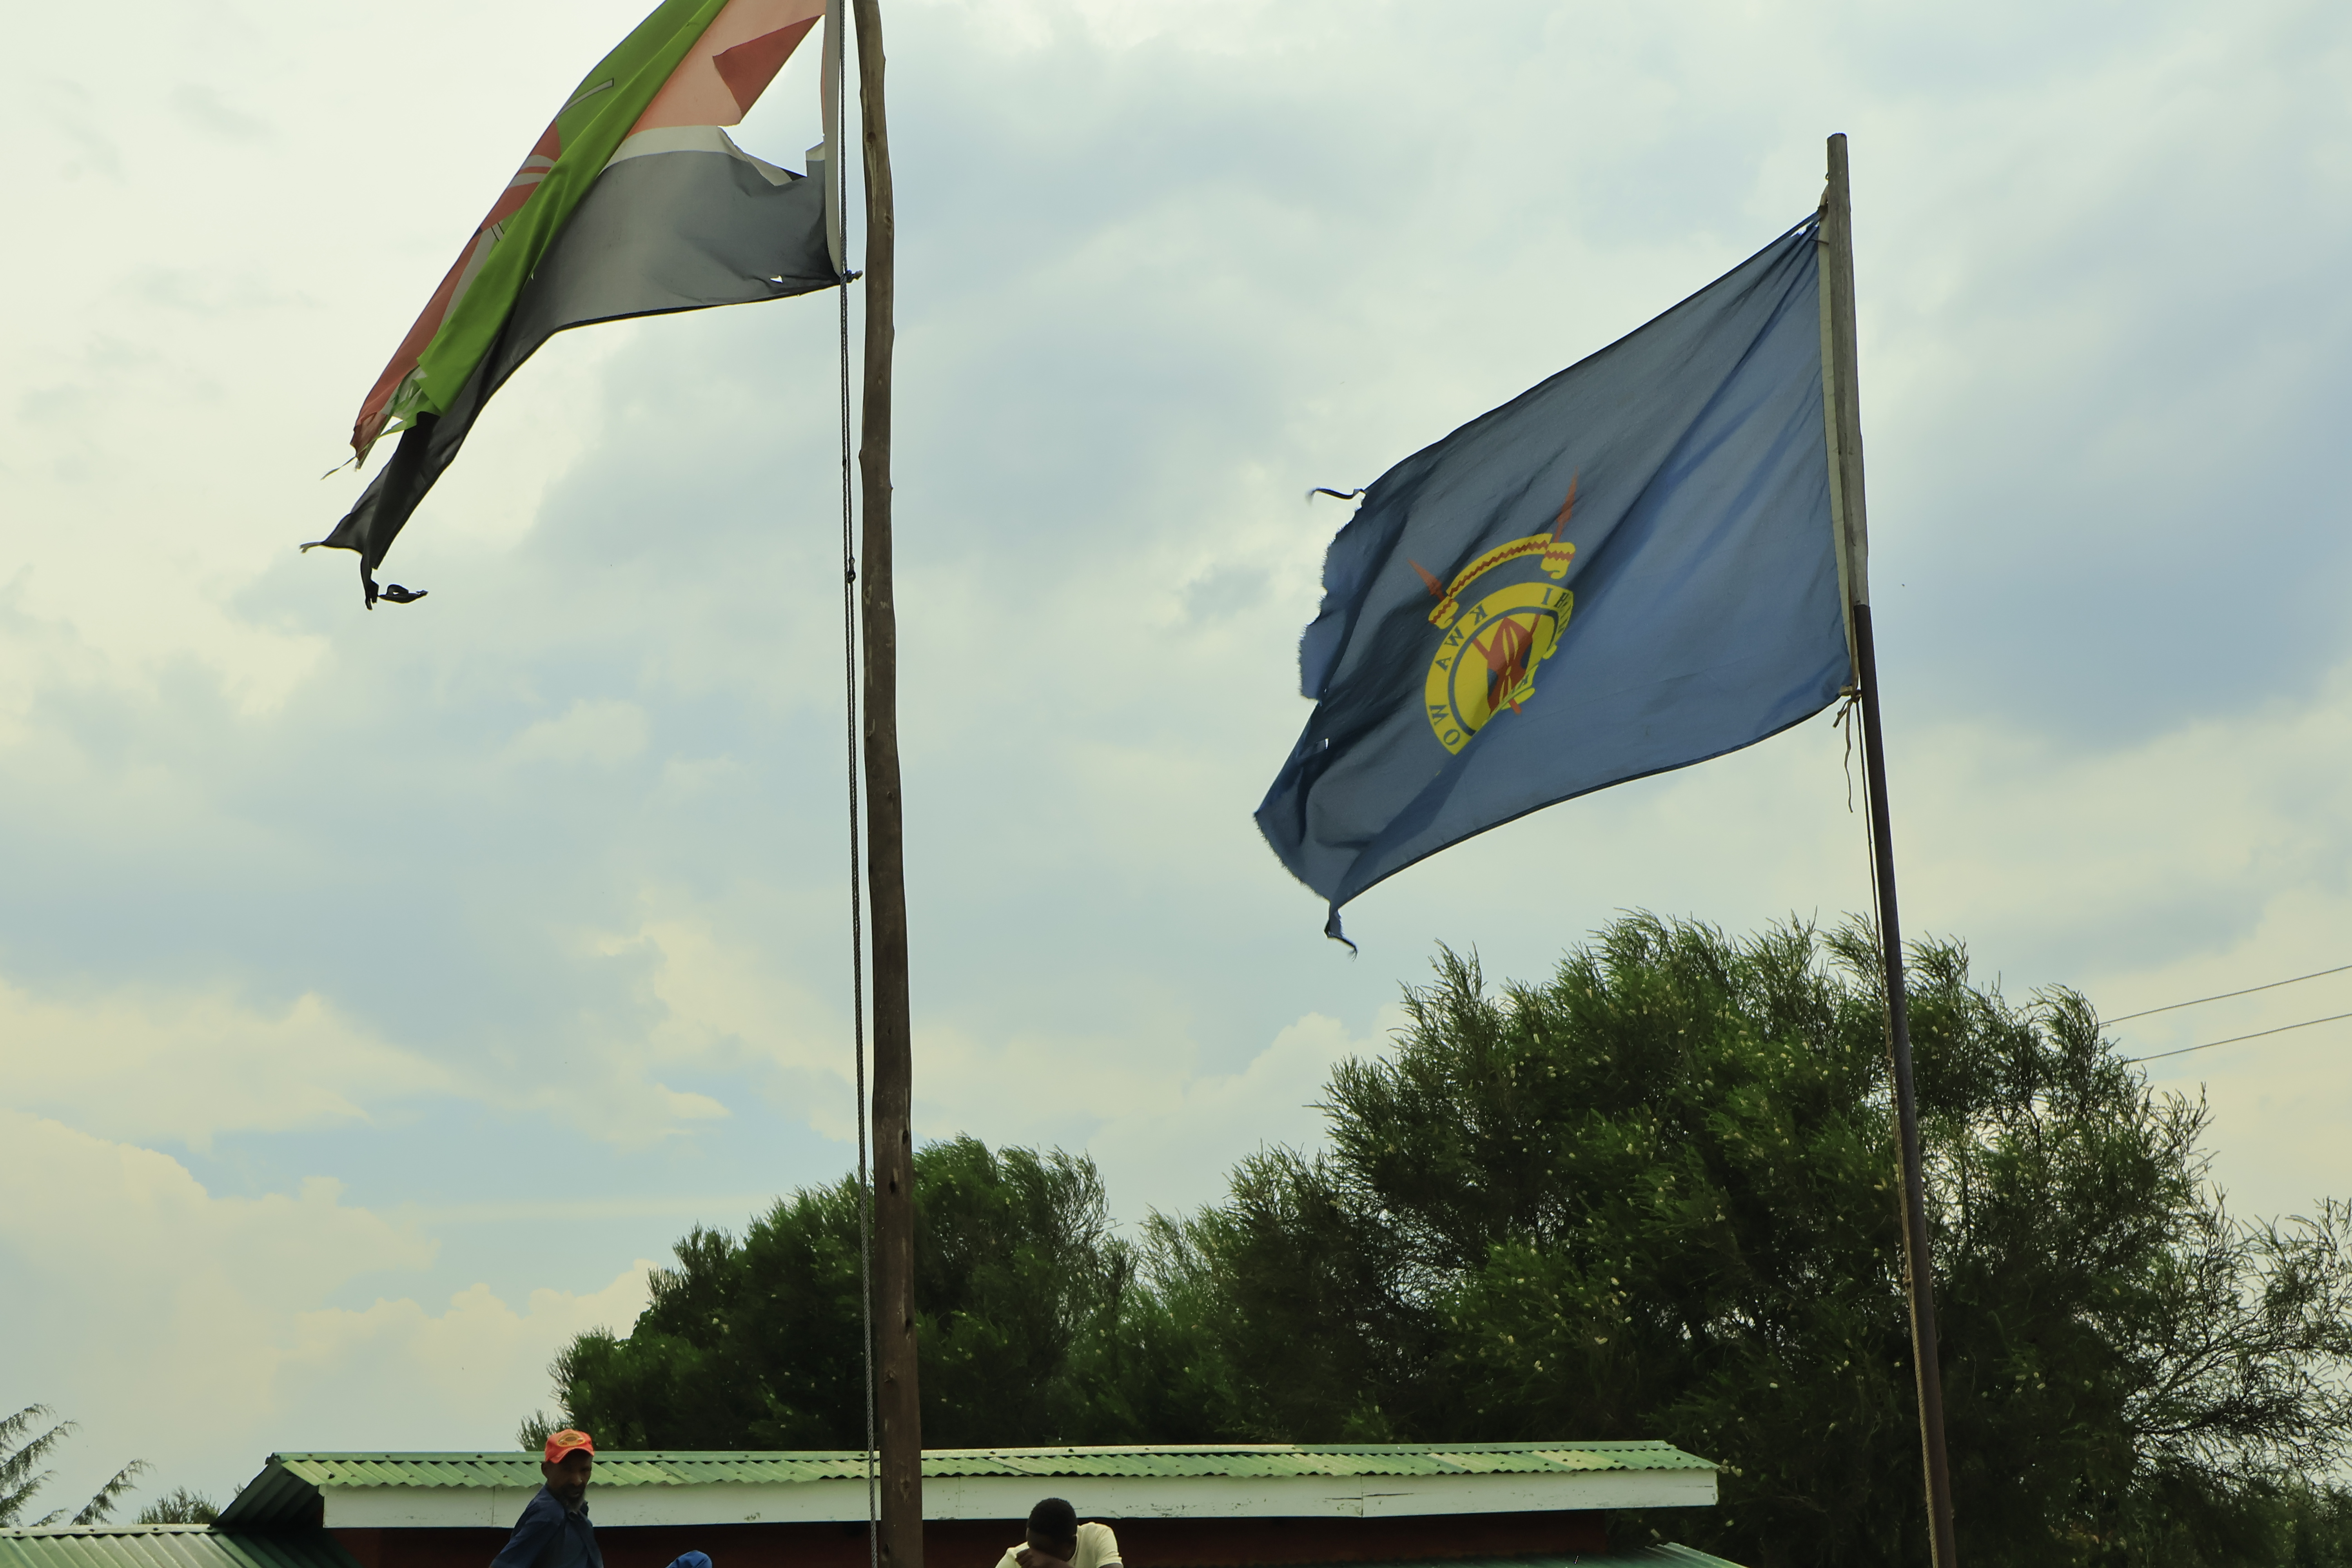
848 3 923 1568
1819 131 1961 1568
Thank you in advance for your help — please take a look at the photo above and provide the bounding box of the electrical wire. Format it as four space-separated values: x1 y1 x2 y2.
2123 1010 2352 1065
2104 961 2352 1024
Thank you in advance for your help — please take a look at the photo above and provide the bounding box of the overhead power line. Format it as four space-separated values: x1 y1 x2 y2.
2104 961 2352 1024
2123 1010 2352 1065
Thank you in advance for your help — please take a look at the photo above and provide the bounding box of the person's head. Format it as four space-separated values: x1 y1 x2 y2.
541 1430 596 1506
1026 1498 1078 1561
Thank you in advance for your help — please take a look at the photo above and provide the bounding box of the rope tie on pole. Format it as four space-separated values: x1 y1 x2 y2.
1832 686 1861 813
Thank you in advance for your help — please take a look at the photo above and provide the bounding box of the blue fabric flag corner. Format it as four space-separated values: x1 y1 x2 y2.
1256 215 1850 944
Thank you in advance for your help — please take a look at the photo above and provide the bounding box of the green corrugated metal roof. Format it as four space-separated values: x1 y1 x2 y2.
258 1443 1713 1491
214 1444 1723 1530
0 1528 359 1568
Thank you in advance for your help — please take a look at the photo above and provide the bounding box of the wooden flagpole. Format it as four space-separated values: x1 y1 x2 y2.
1821 132 1961 1568
848 4 923 1568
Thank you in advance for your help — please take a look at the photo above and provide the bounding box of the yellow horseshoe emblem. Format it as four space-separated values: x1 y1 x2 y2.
1412 479 1579 755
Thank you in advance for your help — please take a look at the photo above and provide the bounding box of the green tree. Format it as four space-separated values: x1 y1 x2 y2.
0 1406 148 1527
552 1136 1230 1446
2242 1480 2352 1566
1153 916 2352 1567
535 916 2352 1567
134 1488 220 1525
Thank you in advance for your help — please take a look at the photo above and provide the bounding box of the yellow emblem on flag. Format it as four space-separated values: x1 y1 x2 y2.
1414 479 1579 754
1424 579 1573 753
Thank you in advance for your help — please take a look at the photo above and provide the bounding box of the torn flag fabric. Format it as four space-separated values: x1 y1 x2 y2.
310 0 842 605
1256 216 1850 943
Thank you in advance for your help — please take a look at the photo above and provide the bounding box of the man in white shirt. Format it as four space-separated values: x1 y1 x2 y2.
994 1498 1121 1568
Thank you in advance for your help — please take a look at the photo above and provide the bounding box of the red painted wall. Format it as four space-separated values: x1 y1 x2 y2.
330 1509 1609 1568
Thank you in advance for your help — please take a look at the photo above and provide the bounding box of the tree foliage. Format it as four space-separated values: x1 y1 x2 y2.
544 916 2352 1567
555 1136 1225 1447
0 1406 148 1527
1152 916 2352 1565
134 1488 220 1525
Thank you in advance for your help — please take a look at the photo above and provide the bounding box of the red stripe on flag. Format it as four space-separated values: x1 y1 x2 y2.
716 19 817 116
631 0 823 133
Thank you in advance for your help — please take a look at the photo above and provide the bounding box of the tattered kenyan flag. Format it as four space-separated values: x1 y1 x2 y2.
309 0 846 605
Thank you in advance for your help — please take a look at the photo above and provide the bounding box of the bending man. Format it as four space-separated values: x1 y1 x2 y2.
998 1498 1121 1568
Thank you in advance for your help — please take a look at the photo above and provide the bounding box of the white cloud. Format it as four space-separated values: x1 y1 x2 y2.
0 1112 432 1495
585 898 1385 1188
603 911 848 1075
1086 1010 1397 1216
506 699 652 769
0 980 452 1154
518 1074 735 1149
586 903 855 1141
0 966 734 1159
910 1008 1394 1220
1896 665 2352 983
0 1111 651 1512
270 1267 655 1454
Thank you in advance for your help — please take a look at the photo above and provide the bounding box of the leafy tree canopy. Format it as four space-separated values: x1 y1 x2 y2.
552 1136 1223 1448
544 916 2352 1568
134 1487 220 1525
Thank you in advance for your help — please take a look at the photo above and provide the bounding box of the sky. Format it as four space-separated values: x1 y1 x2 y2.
5 0 2352 1519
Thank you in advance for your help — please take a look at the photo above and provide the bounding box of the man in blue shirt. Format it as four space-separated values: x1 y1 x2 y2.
492 1430 710 1568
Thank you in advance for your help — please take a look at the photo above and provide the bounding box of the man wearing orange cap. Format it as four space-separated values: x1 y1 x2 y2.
492 1430 711 1568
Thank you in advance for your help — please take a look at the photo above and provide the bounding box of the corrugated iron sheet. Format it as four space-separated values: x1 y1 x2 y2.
0 1529 359 1568
213 1444 1718 1530
265 1443 1711 1491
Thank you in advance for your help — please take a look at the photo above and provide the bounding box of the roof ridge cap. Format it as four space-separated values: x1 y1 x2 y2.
0 1526 224 1537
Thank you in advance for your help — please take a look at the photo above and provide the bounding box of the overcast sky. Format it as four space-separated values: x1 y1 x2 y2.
6 0 2352 1517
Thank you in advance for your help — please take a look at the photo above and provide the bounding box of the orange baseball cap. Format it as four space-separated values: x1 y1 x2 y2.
544 1430 595 1464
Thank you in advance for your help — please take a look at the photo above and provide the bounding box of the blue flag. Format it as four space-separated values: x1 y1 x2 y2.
1257 215 1850 942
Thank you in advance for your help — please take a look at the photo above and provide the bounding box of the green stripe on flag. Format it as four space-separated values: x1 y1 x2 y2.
407 0 731 422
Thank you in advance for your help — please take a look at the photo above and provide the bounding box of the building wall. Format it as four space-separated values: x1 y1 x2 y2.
329 1509 1610 1568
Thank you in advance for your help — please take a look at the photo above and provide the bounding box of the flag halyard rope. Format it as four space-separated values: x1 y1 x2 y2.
830 10 881 1559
